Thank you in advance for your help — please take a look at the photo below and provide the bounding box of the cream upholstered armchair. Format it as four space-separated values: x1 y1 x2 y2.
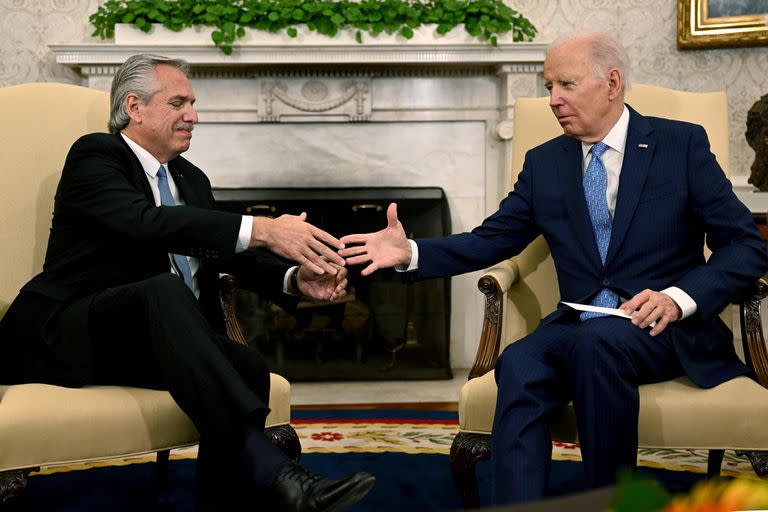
0 83 299 503
449 84 768 508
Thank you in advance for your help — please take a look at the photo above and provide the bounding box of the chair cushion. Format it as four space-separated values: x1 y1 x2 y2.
0 373 291 471
458 372 768 450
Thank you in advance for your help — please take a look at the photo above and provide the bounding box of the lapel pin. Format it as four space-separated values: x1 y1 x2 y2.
638 143 649 149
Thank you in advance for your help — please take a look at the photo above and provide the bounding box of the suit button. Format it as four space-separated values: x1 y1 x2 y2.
601 279 611 286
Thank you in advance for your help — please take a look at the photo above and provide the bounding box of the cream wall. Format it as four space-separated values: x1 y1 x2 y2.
1 0 765 177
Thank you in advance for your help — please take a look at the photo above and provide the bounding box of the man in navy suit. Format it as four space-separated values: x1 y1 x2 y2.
339 32 768 504
0 54 374 511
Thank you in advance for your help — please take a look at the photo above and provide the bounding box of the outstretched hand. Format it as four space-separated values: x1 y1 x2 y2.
338 203 412 276
297 263 348 302
251 212 345 275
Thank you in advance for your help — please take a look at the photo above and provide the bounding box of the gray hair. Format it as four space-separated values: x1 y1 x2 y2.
547 32 631 95
108 54 190 134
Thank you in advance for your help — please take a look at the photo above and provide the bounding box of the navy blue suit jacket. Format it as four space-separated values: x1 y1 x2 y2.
416 106 768 388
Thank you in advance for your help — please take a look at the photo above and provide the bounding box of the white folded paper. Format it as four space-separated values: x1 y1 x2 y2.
562 301 656 327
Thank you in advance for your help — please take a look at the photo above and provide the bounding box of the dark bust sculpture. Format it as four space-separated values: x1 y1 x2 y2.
747 93 768 192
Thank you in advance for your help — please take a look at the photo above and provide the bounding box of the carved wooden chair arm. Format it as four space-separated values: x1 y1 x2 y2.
469 260 520 380
741 274 768 388
219 273 248 345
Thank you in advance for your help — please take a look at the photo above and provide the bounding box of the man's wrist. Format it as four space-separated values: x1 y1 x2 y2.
249 216 272 248
395 240 419 272
661 286 696 320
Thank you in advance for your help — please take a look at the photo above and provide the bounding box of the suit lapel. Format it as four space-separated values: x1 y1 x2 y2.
560 136 603 268
115 134 154 201
605 106 654 265
168 161 202 207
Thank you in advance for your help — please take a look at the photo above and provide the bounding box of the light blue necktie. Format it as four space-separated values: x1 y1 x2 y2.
156 165 194 291
580 142 618 321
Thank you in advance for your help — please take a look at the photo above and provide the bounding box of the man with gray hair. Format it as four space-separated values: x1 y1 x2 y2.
0 54 374 511
338 32 768 504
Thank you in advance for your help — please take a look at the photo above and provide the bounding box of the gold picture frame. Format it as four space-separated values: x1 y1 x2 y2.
677 0 768 49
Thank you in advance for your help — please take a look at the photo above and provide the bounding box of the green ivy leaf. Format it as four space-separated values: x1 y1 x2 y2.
88 0 537 54
136 17 150 31
292 8 307 21
330 13 345 26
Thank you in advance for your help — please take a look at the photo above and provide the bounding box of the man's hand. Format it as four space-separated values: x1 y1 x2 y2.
621 289 682 336
296 264 348 301
338 203 412 276
251 212 345 275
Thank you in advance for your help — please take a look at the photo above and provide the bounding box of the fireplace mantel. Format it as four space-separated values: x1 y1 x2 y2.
51 41 547 67
49 37 547 371
51 22 546 67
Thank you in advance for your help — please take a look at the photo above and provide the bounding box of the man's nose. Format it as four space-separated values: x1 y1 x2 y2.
184 104 198 123
549 87 563 107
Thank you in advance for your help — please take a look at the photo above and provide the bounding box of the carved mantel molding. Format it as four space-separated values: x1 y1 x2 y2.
49 42 547 68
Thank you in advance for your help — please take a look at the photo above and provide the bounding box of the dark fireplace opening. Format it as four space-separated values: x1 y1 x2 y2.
213 187 452 381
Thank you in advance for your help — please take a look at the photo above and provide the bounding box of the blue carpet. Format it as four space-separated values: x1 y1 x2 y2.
6 453 709 511
4 409 710 511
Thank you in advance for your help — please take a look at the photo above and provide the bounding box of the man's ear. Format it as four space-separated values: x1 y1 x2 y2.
607 68 623 101
125 93 142 123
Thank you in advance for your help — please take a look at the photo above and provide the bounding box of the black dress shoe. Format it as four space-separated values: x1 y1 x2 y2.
271 461 375 512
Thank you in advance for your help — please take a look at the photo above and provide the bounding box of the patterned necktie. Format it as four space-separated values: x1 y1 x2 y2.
156 165 194 290
580 142 618 321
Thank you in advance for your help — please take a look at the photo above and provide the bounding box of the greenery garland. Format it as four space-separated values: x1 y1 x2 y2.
89 0 537 55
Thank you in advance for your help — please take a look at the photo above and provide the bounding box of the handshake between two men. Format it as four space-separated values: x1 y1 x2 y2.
291 202 682 337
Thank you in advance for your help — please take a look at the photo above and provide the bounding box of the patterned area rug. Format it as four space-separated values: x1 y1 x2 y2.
291 410 755 477
34 408 755 477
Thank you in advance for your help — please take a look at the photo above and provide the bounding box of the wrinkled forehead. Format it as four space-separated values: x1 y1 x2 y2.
544 47 592 81
152 65 193 94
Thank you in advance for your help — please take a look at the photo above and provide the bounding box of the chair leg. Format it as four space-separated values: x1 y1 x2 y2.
266 424 302 462
0 468 35 504
738 451 768 478
707 449 725 477
155 449 171 489
450 432 491 510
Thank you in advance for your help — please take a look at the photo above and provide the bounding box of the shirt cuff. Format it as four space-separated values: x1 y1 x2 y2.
395 240 419 273
661 286 697 320
236 215 253 253
283 266 300 295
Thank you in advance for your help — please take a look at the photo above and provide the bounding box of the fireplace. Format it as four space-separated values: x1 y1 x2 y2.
215 187 451 381
50 39 546 372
